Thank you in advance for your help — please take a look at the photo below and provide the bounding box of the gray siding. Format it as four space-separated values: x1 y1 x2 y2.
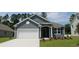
0 31 5 36
0 30 13 37
17 19 39 29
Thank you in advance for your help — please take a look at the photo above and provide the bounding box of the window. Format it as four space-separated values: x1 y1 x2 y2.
72 25 73 28
53 28 57 33
58 28 60 33
26 21 30 24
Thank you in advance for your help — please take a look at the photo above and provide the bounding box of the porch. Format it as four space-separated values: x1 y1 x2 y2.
39 26 65 39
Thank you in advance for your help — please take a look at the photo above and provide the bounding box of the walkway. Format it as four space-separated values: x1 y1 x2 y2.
0 39 39 47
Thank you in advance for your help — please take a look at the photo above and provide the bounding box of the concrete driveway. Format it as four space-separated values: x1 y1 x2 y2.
0 39 39 47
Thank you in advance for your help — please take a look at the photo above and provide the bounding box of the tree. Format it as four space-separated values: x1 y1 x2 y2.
17 13 21 19
2 14 9 23
0 16 2 23
27 13 32 17
65 24 71 34
10 14 19 25
21 13 27 19
70 14 75 22
3 14 9 20
2 20 10 26
76 23 79 34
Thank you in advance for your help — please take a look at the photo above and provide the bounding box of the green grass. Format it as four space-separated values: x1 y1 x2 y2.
0 37 14 43
40 37 79 47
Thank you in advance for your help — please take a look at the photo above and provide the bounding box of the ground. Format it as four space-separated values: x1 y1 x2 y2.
40 37 79 47
0 37 13 43
0 39 39 47
0 37 79 47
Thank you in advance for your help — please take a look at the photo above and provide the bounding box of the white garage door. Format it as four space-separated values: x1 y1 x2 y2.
17 28 39 39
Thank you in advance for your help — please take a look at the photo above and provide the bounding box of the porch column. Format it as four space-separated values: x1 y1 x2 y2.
14 28 17 39
39 27 41 38
56 28 58 34
51 27 53 37
63 28 65 35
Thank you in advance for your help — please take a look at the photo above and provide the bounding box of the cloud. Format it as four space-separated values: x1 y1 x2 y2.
47 12 72 24
33 12 72 24
47 12 62 19
47 12 65 21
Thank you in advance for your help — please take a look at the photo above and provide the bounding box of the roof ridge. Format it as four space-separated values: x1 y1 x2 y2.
14 18 41 27
29 14 52 24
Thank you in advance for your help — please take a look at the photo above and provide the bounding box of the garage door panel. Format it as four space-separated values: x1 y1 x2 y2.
17 29 39 39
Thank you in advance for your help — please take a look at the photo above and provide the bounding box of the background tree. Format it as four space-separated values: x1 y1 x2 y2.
21 13 27 19
0 16 2 23
70 14 75 22
76 23 79 34
65 24 71 34
0 13 34 29
10 14 19 25
3 14 9 20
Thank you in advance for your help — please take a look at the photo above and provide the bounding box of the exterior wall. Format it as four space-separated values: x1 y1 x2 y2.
52 27 64 38
71 15 79 36
0 30 5 36
0 30 13 37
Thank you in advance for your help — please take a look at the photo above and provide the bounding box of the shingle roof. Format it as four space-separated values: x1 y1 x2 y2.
30 15 64 28
51 22 64 28
0 23 14 32
30 15 51 24
15 14 64 28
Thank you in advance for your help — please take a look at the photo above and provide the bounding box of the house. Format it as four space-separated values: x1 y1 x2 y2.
0 23 14 37
14 14 64 39
70 13 79 36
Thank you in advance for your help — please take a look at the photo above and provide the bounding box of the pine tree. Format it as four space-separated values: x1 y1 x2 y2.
76 23 79 34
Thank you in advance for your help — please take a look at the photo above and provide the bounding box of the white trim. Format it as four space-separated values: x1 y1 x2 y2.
14 18 41 27
39 27 41 38
56 28 58 34
29 18 41 26
41 23 52 24
51 27 53 37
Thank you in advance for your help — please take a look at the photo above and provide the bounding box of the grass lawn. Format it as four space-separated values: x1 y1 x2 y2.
40 37 79 47
0 37 14 43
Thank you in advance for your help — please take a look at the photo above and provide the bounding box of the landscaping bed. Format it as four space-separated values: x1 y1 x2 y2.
40 37 79 47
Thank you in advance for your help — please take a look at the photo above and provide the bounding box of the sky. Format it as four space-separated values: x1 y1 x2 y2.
0 12 75 25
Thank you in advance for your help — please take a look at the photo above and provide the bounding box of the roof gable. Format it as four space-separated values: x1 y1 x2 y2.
30 15 51 24
14 18 41 28
16 19 40 28
51 22 64 28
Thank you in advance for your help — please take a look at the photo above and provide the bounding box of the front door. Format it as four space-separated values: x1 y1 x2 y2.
41 27 49 38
